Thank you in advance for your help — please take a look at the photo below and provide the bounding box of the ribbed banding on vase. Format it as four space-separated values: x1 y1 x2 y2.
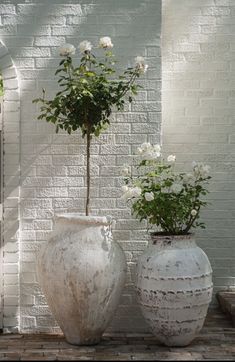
135 234 213 347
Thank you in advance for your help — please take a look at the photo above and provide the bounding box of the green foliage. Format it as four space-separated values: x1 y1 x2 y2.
122 144 211 235
33 49 143 138
0 76 3 97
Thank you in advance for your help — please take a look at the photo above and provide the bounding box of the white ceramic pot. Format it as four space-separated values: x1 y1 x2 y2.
136 234 213 346
36 214 126 345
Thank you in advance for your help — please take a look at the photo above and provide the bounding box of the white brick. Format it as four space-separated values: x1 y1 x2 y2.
4 275 18 285
34 36 65 47
4 296 18 306
3 264 18 275
17 24 51 36
162 0 235 312
12 47 50 58
0 4 16 14
4 285 19 296
0 0 161 335
3 317 19 327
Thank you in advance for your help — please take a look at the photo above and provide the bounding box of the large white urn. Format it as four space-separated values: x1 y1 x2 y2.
36 214 126 345
136 234 213 346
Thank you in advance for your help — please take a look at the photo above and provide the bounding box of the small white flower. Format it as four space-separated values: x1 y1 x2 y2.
59 43 76 56
161 187 171 194
121 185 129 193
201 164 210 177
131 186 142 198
137 142 161 160
99 36 113 49
135 56 148 73
121 165 131 177
144 192 154 201
121 186 141 201
191 209 197 216
79 40 92 53
121 190 131 201
170 183 183 194
144 150 160 160
140 142 152 152
193 162 210 178
153 144 161 153
167 155 176 163
184 173 194 182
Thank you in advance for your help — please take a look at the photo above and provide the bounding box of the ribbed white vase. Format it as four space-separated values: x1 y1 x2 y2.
136 234 213 346
36 214 127 345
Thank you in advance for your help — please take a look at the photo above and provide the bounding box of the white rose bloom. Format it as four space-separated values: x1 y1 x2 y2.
121 190 131 201
167 155 176 162
144 192 154 201
193 162 210 178
79 40 92 53
131 186 142 198
59 43 76 56
121 185 129 193
171 183 183 194
200 164 210 177
135 56 148 74
122 186 141 200
161 187 171 194
192 161 197 168
121 165 131 177
137 147 143 155
191 209 197 216
138 142 160 160
144 150 160 160
184 173 194 182
99 36 113 49
140 142 152 152
135 56 144 64
153 144 161 153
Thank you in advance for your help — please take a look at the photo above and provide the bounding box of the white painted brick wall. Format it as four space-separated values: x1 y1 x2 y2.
162 0 235 304
0 0 161 333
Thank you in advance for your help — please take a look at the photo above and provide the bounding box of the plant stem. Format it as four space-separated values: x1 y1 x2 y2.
85 128 91 216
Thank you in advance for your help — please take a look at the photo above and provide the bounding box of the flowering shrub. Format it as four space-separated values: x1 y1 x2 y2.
33 37 148 215
121 142 211 235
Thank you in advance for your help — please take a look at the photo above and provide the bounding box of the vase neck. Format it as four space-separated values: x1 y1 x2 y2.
54 213 112 227
150 234 196 249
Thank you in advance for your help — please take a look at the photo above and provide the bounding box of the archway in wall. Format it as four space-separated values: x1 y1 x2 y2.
0 41 20 332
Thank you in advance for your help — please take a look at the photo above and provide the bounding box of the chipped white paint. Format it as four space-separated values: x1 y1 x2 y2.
136 234 213 346
36 214 127 345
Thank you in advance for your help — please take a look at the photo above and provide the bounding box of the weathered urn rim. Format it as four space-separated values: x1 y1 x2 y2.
55 213 112 226
150 232 195 245
150 231 194 237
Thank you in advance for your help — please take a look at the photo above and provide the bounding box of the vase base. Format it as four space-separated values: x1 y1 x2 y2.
65 335 102 346
156 334 196 347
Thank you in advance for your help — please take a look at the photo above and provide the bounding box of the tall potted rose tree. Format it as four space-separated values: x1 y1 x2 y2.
33 38 148 345
122 142 213 346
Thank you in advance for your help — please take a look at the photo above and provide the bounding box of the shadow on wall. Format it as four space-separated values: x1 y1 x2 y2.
2 0 161 333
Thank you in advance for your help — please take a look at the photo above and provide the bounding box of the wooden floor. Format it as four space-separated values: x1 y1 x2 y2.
0 308 234 360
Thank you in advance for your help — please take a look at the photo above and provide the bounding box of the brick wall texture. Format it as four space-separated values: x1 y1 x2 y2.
0 0 161 333
2 0 234 335
162 0 235 304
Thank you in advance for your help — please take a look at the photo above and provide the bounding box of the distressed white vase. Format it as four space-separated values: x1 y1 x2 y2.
136 234 213 346
36 214 126 345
